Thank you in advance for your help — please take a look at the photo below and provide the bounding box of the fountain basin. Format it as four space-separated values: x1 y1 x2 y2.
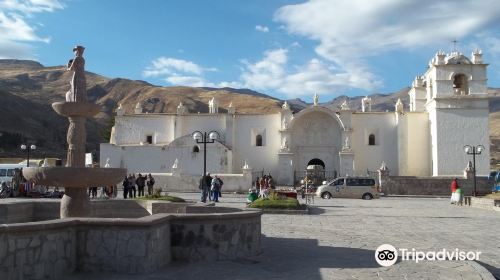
52 101 101 118
23 167 126 188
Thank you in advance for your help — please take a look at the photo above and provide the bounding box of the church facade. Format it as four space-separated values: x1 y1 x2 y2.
100 50 490 185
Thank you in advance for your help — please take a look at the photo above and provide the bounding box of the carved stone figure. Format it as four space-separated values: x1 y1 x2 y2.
395 98 404 114
66 46 87 102
282 101 290 110
281 137 289 150
313 93 319 106
282 118 288 129
340 100 350 110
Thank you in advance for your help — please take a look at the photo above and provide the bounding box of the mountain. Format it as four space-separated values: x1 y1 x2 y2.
1 59 500 168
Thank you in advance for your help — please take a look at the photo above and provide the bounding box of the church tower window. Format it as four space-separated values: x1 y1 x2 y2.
192 145 200 153
453 73 468 95
368 134 376 146
256 135 263 146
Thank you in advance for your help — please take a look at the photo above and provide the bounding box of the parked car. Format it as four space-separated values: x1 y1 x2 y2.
316 177 380 200
0 164 26 187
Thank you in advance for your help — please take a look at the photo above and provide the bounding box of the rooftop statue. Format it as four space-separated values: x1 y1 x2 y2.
66 46 87 102
340 100 350 110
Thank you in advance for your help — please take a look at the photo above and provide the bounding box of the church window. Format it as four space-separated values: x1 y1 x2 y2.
453 73 468 95
368 134 375 146
256 135 263 146
146 135 153 144
192 145 200 153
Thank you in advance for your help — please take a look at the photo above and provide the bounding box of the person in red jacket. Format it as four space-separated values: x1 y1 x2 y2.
450 178 458 204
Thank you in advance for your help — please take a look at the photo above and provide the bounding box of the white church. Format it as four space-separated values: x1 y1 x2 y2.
101 49 490 186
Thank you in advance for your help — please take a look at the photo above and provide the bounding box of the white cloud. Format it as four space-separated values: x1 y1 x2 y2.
241 48 287 89
239 48 381 97
143 56 219 87
166 75 214 88
472 32 500 57
274 0 500 92
255 25 269 33
0 0 63 58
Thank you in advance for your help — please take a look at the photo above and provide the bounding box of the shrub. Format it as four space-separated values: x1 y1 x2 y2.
249 197 302 210
153 187 162 198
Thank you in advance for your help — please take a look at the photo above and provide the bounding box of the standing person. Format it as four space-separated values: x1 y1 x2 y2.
450 178 458 204
199 174 208 203
136 174 145 197
91 187 97 198
268 174 275 190
147 174 155 195
131 174 137 198
259 176 265 196
218 176 224 197
211 175 221 202
205 173 213 201
455 185 464 206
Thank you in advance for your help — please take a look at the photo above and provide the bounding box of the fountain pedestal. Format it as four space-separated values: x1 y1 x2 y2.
23 85 126 218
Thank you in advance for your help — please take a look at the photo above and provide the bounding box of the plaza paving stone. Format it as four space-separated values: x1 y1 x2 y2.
60 193 500 279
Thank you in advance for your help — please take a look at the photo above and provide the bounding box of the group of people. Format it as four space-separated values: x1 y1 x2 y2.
450 178 464 205
122 173 155 199
254 174 275 198
199 172 224 203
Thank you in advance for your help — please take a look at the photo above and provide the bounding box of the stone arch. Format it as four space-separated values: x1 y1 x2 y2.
308 158 325 169
289 106 345 131
288 107 343 173
452 73 469 95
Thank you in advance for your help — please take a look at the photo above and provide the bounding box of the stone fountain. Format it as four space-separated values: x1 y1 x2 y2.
23 46 126 218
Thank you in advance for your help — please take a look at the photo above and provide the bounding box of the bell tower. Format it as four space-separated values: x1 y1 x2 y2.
423 49 489 176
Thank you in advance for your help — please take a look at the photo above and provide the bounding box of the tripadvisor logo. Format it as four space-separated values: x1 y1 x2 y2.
375 244 481 267
375 244 398 267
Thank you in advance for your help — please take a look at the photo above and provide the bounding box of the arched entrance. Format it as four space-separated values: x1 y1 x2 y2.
308 158 325 169
289 109 342 172
285 108 343 186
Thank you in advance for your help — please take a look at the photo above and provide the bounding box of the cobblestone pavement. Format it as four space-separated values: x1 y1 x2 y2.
67 193 500 279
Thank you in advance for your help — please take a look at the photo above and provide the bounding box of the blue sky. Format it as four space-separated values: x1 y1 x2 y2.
1 0 500 102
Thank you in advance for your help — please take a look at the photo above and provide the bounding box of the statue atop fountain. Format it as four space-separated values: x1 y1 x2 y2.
23 46 126 218
66 45 87 102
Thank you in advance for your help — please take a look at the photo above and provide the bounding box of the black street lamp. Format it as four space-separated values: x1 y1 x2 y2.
20 144 37 167
463 144 484 197
192 130 220 180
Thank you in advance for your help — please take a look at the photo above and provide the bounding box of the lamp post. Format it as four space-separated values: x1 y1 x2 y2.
192 130 220 181
463 144 484 197
20 144 36 167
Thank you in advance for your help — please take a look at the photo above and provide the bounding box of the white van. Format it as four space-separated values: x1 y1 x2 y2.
0 164 25 186
316 177 380 200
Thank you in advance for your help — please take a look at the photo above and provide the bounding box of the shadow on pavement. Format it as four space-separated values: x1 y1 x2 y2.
476 261 500 279
67 235 379 280
308 206 326 215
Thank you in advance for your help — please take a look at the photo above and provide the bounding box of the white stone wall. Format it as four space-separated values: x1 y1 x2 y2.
150 171 253 193
351 113 399 175
397 112 431 176
100 136 232 175
428 106 490 176
113 114 175 145
177 115 227 141
231 114 281 175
